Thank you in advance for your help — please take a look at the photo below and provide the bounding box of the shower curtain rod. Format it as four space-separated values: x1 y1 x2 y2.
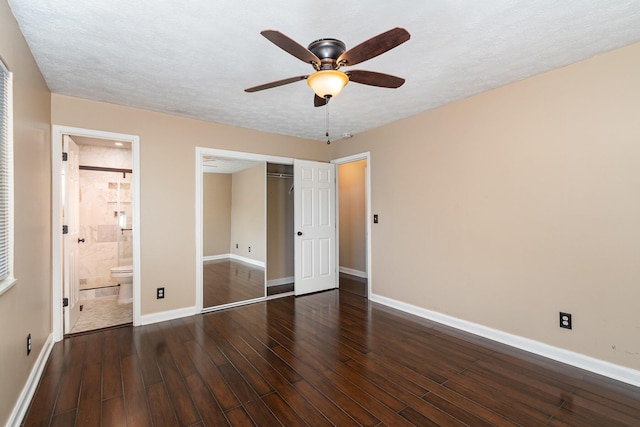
79 165 133 177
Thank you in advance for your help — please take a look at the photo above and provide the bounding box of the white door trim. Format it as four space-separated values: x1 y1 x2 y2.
52 125 141 341
195 147 293 311
331 152 372 297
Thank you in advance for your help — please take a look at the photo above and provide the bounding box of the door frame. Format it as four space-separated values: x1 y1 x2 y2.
195 147 294 311
331 152 372 296
52 125 141 341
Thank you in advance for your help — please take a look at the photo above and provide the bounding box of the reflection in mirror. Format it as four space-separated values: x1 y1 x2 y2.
202 157 266 308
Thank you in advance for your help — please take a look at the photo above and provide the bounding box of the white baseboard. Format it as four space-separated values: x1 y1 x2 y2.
202 296 266 313
370 293 640 388
203 253 265 269
139 305 199 326
267 276 294 287
339 266 367 279
203 254 229 262
229 254 265 268
8 333 54 427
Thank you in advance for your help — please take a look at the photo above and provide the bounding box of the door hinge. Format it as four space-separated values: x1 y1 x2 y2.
62 298 69 307
62 225 68 234
62 152 68 161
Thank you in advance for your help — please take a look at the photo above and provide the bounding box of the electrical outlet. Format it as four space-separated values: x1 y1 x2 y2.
236 243 239 248
560 312 572 329
248 246 251 252
157 287 165 299
27 334 31 355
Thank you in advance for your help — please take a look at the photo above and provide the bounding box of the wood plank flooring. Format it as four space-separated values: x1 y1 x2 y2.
204 260 292 309
267 283 294 296
23 286 640 426
203 260 265 308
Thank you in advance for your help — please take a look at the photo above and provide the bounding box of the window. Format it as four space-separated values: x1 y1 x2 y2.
0 58 15 295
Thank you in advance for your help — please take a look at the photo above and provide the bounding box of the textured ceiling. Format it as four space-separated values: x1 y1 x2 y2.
202 156 262 174
8 1 640 141
72 135 131 149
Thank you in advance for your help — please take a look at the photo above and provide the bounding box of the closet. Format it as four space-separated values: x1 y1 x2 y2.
197 148 336 311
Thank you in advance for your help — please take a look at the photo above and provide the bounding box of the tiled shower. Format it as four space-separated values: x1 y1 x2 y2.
71 140 133 333
78 143 132 298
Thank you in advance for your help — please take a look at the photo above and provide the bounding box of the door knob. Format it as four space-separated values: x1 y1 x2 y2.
78 238 85 243
297 231 303 236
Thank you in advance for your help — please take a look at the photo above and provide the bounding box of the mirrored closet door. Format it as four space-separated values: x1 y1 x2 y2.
198 149 319 311
201 156 267 308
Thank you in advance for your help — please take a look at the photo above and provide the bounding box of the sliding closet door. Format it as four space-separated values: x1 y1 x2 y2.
294 159 337 295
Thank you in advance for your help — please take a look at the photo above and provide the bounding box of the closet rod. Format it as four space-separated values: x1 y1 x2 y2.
266 173 293 179
79 165 132 177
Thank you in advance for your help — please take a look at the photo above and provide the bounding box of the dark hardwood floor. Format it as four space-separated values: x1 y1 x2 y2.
203 259 293 307
23 288 640 426
203 260 265 308
267 283 294 296
339 273 368 297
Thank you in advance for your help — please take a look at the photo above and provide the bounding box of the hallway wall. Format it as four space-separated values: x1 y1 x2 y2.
338 160 367 275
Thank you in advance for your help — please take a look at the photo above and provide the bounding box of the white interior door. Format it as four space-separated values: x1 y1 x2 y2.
294 159 337 295
63 135 81 333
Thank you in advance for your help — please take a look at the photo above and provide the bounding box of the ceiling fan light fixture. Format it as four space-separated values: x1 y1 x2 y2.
307 70 349 99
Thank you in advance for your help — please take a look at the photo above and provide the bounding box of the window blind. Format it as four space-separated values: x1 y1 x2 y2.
0 60 10 281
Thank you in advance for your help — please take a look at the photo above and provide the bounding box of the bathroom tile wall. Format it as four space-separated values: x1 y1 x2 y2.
78 144 133 290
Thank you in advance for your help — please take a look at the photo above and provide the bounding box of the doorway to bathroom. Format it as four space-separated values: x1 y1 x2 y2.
52 126 141 340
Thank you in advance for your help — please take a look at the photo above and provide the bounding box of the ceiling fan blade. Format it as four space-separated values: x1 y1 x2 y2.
347 70 405 88
338 27 410 67
244 75 308 93
314 95 328 107
261 30 320 66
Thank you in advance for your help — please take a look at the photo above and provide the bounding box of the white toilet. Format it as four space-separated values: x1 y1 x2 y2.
111 265 133 304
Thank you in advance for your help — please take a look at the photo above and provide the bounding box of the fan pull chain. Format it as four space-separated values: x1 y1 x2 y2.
325 98 331 144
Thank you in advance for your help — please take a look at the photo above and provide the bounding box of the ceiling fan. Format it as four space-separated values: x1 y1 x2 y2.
245 27 411 107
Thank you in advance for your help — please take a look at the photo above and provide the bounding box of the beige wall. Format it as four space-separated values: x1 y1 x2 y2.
338 160 367 273
51 93 327 315
230 164 266 263
267 176 294 281
331 42 640 370
203 173 231 257
0 1 52 423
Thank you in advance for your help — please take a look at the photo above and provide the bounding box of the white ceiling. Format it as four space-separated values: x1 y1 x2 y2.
202 155 263 174
8 1 640 141
71 135 131 149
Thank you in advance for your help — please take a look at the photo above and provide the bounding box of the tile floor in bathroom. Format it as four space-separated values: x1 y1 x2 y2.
70 294 132 334
79 284 120 300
